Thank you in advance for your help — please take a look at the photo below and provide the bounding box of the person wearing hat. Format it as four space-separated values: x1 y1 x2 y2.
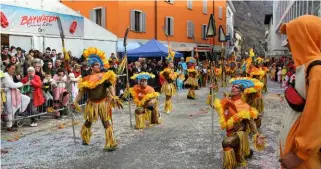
160 50 177 114
278 15 321 169
212 77 265 169
21 67 45 127
74 47 123 151
129 72 160 129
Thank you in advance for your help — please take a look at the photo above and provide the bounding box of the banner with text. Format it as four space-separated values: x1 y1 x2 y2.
1 4 84 37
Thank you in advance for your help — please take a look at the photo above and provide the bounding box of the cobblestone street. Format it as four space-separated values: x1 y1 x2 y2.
1 81 286 169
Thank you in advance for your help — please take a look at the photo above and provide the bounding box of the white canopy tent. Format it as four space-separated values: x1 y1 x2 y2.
1 0 117 58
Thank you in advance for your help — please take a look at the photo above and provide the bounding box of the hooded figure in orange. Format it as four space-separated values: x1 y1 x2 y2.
279 15 321 169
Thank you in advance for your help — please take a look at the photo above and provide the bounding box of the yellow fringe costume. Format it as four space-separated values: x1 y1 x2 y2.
213 85 265 169
184 57 198 100
130 72 160 129
160 67 177 113
248 68 265 128
74 47 122 151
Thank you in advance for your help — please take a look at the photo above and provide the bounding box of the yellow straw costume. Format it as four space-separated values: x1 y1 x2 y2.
184 57 198 100
160 50 177 113
130 72 160 129
74 47 123 151
213 78 265 169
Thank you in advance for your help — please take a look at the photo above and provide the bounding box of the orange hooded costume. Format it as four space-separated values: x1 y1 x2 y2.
279 15 321 168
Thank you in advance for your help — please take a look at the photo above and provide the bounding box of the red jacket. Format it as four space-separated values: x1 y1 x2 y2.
21 75 45 107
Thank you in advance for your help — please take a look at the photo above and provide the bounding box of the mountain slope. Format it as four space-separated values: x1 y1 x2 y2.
233 1 273 54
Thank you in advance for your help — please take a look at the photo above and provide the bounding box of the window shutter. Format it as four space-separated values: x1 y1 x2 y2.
187 21 190 37
187 0 192 9
192 22 194 37
141 12 146 32
219 6 222 19
90 9 95 22
165 16 169 35
201 25 204 39
101 7 106 28
205 25 208 39
130 10 135 31
170 17 174 36
203 0 207 14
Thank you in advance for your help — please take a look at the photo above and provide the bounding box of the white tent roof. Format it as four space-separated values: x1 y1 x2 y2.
1 0 117 41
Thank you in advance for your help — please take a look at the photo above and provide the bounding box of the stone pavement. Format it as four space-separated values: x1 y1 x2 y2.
1 80 288 169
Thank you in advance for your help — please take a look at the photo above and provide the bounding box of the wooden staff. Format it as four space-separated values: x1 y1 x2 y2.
57 16 76 146
123 28 133 128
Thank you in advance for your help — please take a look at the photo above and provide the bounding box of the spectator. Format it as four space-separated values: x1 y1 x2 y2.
23 53 34 76
34 63 45 80
43 72 56 112
3 63 30 131
15 47 25 63
54 59 62 69
178 57 187 74
21 67 45 127
9 46 16 56
69 64 81 101
1 46 10 66
9 56 23 82
52 68 69 116
43 61 56 77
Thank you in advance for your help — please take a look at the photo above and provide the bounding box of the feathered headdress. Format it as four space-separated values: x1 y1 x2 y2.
131 72 155 81
82 47 110 68
165 45 175 63
250 67 266 78
229 77 264 94
186 56 196 64
254 57 264 65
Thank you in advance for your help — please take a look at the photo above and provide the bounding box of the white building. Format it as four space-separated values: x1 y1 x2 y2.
233 29 242 58
226 0 236 55
267 0 321 56
1 0 117 58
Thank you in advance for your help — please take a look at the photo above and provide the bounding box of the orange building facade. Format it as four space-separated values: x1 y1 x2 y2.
62 0 226 52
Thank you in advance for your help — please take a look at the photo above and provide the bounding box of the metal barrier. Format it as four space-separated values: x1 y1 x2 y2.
0 80 88 127
1 73 128 127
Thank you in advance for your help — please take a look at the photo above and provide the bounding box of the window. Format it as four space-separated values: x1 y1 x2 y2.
165 0 174 4
187 0 192 10
203 0 207 14
187 21 194 38
130 10 146 32
201 24 207 40
95 9 102 26
165 17 174 36
90 7 106 28
218 6 223 19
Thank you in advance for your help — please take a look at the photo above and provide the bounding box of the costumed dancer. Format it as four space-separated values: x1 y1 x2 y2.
73 47 123 151
214 64 222 88
184 57 198 100
257 58 269 93
160 52 177 114
129 72 160 129
247 68 265 128
212 79 265 169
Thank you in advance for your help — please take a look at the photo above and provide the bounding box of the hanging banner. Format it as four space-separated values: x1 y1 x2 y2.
1 4 84 37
